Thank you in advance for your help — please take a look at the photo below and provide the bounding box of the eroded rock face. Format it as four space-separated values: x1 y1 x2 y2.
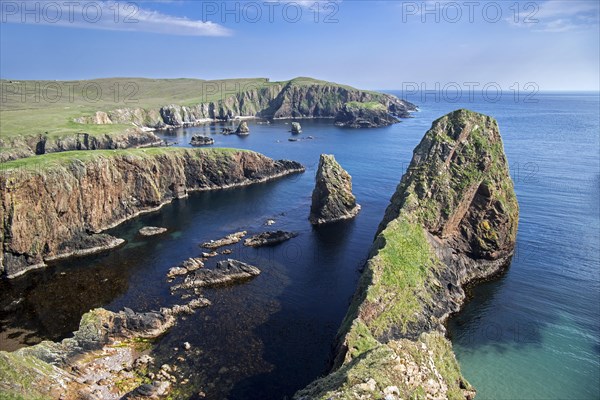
201 231 247 249
236 121 250 135
334 102 400 128
291 122 302 134
309 154 361 225
296 110 518 399
0 149 304 278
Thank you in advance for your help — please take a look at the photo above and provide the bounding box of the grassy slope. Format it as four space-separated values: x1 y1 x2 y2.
0 77 362 141
0 147 247 171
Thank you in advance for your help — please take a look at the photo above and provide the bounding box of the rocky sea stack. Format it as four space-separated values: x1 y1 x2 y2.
291 122 302 134
296 110 519 399
309 154 361 225
236 121 250 135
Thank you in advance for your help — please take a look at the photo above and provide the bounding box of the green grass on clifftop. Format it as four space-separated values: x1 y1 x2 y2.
0 147 248 171
0 77 369 140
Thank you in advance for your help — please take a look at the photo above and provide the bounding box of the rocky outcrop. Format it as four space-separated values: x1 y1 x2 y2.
235 121 250 135
171 259 261 291
296 110 518 399
0 149 304 278
309 154 361 225
334 101 400 128
201 231 247 249
139 226 168 236
189 135 214 146
0 307 176 400
243 231 298 247
74 78 416 130
0 127 163 163
291 122 302 134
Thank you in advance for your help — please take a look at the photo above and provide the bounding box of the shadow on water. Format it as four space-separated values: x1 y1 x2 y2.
226 219 360 400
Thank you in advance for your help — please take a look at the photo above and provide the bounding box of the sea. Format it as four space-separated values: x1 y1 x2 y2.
0 91 598 399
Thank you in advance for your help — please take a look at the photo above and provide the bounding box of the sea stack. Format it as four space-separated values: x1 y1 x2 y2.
236 121 250 135
309 154 361 225
296 110 519 399
291 122 302 134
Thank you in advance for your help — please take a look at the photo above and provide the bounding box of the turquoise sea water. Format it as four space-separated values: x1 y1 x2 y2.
0 92 598 399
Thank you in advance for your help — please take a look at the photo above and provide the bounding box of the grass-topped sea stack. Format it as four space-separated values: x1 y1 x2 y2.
309 154 361 225
296 110 519 399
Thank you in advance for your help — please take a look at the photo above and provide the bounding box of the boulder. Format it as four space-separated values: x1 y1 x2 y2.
309 154 361 225
139 226 167 236
171 259 260 291
189 135 215 146
200 231 247 249
243 231 298 247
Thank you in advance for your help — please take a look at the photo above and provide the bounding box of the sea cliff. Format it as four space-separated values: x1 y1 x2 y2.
0 148 304 278
75 78 416 129
296 110 519 399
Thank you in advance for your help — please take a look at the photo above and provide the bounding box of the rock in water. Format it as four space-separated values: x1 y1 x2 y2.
244 231 298 247
236 121 250 135
295 110 518 400
309 154 361 225
171 259 260 291
139 226 168 236
334 101 400 128
189 135 215 146
291 122 302 134
200 231 247 249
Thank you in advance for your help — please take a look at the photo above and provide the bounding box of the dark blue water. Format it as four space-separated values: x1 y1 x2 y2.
0 92 598 399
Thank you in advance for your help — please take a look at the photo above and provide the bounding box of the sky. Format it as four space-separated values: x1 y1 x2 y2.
0 0 599 90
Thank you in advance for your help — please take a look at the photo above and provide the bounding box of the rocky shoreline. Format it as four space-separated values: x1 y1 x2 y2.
0 148 304 279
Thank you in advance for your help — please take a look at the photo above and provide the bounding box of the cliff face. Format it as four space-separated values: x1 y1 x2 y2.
296 110 518 399
309 154 361 225
0 127 163 163
76 80 416 129
0 148 304 278
334 101 400 128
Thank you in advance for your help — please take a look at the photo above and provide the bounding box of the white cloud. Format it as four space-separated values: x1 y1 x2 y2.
0 0 232 36
507 0 599 33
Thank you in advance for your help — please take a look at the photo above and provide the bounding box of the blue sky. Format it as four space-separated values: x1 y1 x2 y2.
1 0 598 90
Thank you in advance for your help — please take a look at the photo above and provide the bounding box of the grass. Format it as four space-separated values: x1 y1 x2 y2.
0 147 248 171
345 101 386 111
0 76 372 141
365 217 438 336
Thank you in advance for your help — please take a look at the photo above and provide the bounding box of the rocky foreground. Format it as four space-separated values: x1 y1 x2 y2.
0 148 304 279
310 154 361 225
296 110 519 399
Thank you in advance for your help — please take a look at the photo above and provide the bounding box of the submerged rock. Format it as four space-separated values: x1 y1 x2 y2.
334 101 399 128
139 226 168 236
309 154 361 225
189 135 215 146
295 109 518 399
171 259 260 291
200 231 247 249
291 122 302 134
236 121 250 135
244 231 298 247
